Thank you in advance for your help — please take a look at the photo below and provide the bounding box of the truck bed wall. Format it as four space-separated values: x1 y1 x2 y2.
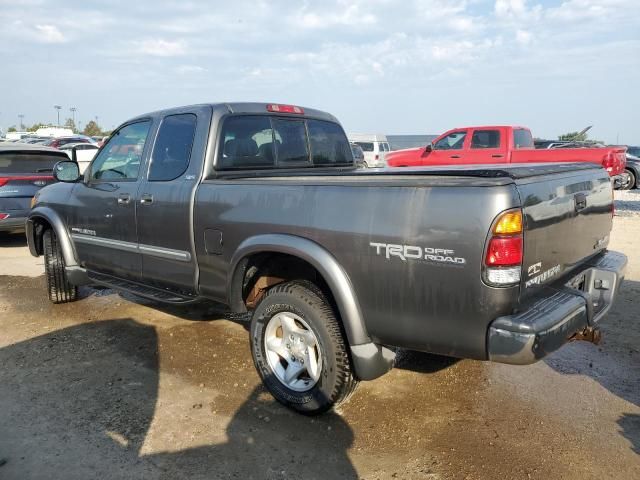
194 178 521 360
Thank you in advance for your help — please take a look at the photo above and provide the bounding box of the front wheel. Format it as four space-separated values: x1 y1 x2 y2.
250 281 358 415
43 229 78 304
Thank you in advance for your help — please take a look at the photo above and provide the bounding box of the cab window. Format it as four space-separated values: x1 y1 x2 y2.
513 128 534 149
149 114 197 181
433 131 467 150
471 130 500 149
90 121 151 181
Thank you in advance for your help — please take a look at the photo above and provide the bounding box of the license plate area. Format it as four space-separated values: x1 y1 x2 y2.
566 272 586 291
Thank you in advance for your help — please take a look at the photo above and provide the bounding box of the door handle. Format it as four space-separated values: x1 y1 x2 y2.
450 155 461 159
140 194 154 205
117 194 131 205
491 154 504 158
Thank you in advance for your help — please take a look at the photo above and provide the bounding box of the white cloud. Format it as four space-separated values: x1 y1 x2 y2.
516 29 532 45
135 39 187 57
177 65 206 74
34 24 65 43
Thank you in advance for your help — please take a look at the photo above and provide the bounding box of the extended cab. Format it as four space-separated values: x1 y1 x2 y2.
386 125 627 184
27 104 627 414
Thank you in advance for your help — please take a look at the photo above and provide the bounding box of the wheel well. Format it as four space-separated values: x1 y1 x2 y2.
30 216 53 256
230 252 335 313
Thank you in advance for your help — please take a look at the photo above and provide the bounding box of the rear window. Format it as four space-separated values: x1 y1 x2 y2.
0 152 65 173
307 119 351 166
471 130 500 149
218 115 351 170
513 129 534 149
354 142 374 152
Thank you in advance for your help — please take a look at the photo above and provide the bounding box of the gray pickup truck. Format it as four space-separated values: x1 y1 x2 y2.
27 102 627 414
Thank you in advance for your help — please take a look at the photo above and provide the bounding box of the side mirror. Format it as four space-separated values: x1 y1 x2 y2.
53 161 80 183
425 144 433 152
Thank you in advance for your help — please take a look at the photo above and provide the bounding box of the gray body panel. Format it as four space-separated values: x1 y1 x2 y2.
26 102 623 378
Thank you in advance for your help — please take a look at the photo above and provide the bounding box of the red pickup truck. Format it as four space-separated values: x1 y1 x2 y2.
386 125 627 182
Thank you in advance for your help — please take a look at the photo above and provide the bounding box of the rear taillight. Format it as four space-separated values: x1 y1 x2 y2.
484 209 523 286
602 152 615 173
266 104 304 114
0 176 53 187
0 213 9 221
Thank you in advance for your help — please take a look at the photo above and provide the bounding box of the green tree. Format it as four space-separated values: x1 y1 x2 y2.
8 126 17 132
558 131 588 141
557 131 603 144
27 122 48 132
63 118 77 133
82 120 102 137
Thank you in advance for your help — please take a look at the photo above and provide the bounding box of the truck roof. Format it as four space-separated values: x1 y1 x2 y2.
0 143 67 155
448 125 530 131
127 102 340 124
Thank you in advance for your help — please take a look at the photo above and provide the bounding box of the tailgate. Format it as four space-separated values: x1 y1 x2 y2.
0 175 55 212
518 168 613 301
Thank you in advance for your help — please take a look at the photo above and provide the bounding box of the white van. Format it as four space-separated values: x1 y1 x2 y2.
347 133 390 168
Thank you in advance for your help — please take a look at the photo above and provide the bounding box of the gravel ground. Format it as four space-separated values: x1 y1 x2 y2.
0 216 639 479
615 189 640 217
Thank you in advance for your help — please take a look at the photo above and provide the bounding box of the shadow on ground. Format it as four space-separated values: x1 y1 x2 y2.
544 278 640 454
0 318 357 479
0 231 27 247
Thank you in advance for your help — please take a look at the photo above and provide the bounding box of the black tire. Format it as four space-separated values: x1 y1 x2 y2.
625 169 636 190
43 229 78 304
250 281 358 415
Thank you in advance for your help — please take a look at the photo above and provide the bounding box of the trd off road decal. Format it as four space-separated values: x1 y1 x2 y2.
370 242 466 265
525 263 561 288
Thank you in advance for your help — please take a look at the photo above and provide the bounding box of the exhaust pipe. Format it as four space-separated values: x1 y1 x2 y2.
570 327 602 345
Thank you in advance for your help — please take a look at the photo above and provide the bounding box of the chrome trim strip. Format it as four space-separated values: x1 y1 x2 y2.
139 244 191 262
71 234 138 253
71 233 191 262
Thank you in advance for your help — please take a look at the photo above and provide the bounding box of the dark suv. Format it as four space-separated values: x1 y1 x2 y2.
0 144 66 232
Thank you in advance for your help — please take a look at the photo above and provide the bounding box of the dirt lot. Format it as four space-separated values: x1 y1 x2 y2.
1 193 639 479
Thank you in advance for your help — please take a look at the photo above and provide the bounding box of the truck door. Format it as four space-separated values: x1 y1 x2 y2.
136 111 205 293
427 129 469 165
68 120 153 280
467 128 506 163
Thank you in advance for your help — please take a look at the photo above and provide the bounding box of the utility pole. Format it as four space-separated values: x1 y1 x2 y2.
18 114 24 130
54 105 62 126
70 107 77 131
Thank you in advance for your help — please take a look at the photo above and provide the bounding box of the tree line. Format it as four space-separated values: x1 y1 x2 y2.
7 118 109 137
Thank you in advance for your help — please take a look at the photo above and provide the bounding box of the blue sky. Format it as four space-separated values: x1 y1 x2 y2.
1 0 639 143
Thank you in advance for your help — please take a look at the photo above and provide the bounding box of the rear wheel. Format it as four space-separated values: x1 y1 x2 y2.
625 169 636 190
43 229 78 304
250 281 358 415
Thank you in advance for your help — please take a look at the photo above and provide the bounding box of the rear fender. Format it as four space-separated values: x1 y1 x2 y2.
227 234 395 380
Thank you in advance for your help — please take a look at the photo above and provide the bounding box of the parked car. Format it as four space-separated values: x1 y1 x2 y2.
348 133 390 168
386 125 627 184
0 144 66 233
625 146 640 158
622 153 640 190
350 143 365 168
44 135 96 149
58 143 100 173
27 103 626 415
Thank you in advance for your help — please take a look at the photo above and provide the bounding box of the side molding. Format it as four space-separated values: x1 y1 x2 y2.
27 206 78 267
